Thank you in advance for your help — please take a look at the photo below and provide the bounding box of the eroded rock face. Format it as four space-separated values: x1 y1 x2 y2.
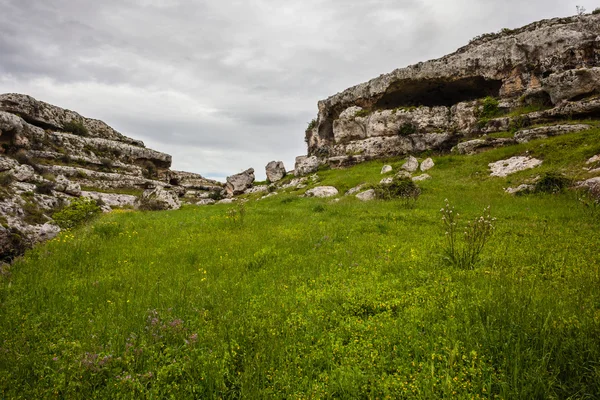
226 168 255 195
301 14 600 165
514 124 591 143
265 161 286 182
0 93 224 262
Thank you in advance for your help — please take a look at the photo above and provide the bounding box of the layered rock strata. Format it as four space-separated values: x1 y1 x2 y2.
0 94 223 261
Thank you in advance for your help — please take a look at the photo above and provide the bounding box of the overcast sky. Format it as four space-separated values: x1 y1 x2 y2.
0 0 591 181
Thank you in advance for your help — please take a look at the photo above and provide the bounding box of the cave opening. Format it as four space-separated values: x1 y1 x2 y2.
374 76 503 109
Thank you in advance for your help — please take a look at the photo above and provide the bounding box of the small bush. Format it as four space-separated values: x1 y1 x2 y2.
398 123 417 136
22 201 47 225
35 181 55 195
478 96 501 120
208 190 224 201
52 197 101 229
593 7 600 15
441 200 495 269
142 160 157 179
313 204 326 213
63 120 89 136
99 158 114 171
306 119 318 134
14 151 33 166
534 173 571 194
0 172 14 186
226 202 247 226
373 177 421 208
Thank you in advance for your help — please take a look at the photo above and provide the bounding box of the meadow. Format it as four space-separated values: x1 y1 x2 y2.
1 127 600 399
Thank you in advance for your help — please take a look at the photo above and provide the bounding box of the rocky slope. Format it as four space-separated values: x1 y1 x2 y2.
300 13 600 172
0 94 223 261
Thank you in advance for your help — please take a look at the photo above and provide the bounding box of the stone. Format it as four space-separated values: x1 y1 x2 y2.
542 68 600 104
11 164 35 182
380 177 394 185
346 184 366 195
265 161 286 183
305 186 339 198
136 187 181 211
244 185 268 195
226 168 255 196
420 158 435 171
578 177 600 189
489 156 543 177
514 124 591 143
196 199 216 206
454 138 517 155
505 184 535 195
395 171 412 179
217 198 236 204
587 155 600 164
356 189 376 201
401 156 419 173
294 156 321 176
0 155 19 172
412 174 431 182
55 175 81 196
82 191 137 210
166 170 222 190
381 165 393 174
0 111 23 137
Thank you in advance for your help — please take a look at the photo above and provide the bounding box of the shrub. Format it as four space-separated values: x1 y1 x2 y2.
313 204 326 213
142 160 157 179
534 173 571 194
373 177 421 208
398 123 417 136
478 96 501 120
0 172 14 186
63 120 89 136
22 201 47 225
593 7 600 15
100 158 114 171
52 197 101 229
441 200 495 269
226 202 247 226
36 181 56 195
306 119 318 134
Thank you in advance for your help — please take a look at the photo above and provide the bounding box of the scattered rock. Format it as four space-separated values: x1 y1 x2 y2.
420 158 435 171
412 174 432 182
454 138 517 155
346 184 366 196
395 171 412 179
381 165 393 174
226 168 255 196
514 124 591 143
380 177 394 185
217 198 236 204
244 185 268 195
305 186 339 198
505 184 535 195
356 189 376 201
196 199 216 206
401 156 419 173
265 161 286 183
489 156 543 177
578 177 600 189
295 156 322 176
259 192 279 200
136 187 181 211
586 155 600 165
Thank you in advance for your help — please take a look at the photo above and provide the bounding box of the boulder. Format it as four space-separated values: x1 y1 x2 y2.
0 111 23 137
136 187 181 211
401 156 419 173
587 155 600 164
346 184 366 196
305 186 339 198
196 199 216 206
380 177 394 185
381 165 393 174
265 161 286 182
295 156 321 176
356 189 376 201
542 68 600 104
0 155 19 172
226 168 255 195
489 156 543 177
420 158 435 171
82 191 137 210
395 171 412 179
11 164 35 182
505 184 535 195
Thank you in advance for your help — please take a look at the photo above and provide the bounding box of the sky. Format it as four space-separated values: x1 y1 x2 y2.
0 0 592 181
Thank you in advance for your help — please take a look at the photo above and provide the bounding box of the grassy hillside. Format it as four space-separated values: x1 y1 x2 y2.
1 127 600 399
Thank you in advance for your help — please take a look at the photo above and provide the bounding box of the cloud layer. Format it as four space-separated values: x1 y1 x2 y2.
0 0 586 180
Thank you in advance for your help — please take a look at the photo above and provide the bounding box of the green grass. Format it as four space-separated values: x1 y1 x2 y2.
1 129 600 398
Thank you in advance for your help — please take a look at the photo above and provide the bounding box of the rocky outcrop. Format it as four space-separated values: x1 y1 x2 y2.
0 93 223 261
514 124 591 143
226 168 255 196
300 14 600 166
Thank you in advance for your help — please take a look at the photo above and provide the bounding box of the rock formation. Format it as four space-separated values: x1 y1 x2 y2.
265 161 286 183
226 168 255 196
0 93 223 261
297 14 600 172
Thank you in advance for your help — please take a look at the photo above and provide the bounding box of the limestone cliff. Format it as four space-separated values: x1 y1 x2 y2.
0 94 223 261
302 13 600 170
